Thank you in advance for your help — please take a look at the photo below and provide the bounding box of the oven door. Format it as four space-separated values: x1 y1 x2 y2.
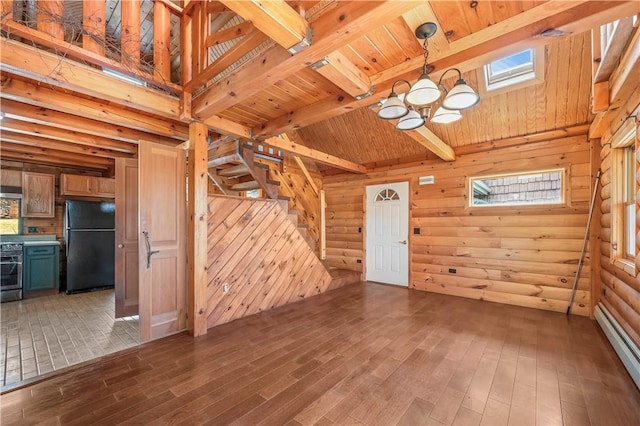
0 256 22 291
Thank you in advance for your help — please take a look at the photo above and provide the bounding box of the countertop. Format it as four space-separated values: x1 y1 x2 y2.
23 241 61 247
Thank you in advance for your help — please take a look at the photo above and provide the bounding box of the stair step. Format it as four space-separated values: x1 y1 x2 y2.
287 213 298 226
218 164 250 178
230 180 261 191
297 227 307 237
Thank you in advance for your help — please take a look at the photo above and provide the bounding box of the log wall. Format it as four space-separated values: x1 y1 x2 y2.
598 117 640 347
206 195 340 329
324 134 594 315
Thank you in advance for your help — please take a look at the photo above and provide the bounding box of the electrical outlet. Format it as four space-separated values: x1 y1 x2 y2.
28 227 39 233
222 284 229 293
448 268 457 274
413 227 421 235
356 259 362 264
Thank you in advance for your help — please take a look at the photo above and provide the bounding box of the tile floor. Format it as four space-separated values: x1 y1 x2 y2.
0 289 139 388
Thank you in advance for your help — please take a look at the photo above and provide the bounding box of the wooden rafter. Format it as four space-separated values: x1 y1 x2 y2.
312 51 372 99
265 134 366 174
220 0 309 52
192 1 421 119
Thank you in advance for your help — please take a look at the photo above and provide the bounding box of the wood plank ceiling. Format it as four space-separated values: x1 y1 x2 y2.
0 1 636 171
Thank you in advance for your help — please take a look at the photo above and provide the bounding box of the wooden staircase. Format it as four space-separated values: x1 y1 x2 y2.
208 140 361 289
208 141 316 250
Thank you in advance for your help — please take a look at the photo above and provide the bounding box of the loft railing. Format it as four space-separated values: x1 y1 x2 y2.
0 0 182 94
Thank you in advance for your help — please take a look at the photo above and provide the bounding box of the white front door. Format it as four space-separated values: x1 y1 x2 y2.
365 182 409 286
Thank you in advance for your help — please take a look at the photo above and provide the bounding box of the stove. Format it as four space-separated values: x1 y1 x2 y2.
1 242 23 302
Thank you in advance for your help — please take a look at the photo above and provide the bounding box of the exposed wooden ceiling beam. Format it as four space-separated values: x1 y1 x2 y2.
192 1 421 119
0 118 136 155
264 134 366 174
1 99 179 147
0 37 180 120
220 0 309 52
312 51 373 99
0 129 135 159
253 0 639 139
406 127 455 162
370 106 456 161
1 142 113 169
0 74 189 140
0 149 110 170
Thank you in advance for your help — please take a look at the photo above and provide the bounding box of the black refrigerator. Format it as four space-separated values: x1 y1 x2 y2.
64 200 115 293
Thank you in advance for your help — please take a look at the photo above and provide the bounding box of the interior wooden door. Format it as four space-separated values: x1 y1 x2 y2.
138 141 187 342
115 158 139 318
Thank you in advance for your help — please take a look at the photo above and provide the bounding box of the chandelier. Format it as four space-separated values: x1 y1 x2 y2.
377 22 480 130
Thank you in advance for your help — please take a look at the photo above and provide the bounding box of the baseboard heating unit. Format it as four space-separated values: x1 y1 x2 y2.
594 303 640 389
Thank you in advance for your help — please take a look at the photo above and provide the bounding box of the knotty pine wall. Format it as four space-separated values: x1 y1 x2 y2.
324 133 595 316
598 118 640 347
207 195 340 328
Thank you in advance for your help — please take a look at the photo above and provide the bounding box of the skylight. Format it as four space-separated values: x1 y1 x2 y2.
480 48 543 94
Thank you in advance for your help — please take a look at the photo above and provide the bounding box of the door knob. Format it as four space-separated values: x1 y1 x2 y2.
398 240 407 245
117 244 124 248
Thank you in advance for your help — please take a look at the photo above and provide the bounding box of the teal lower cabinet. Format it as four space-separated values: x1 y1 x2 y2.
23 245 60 292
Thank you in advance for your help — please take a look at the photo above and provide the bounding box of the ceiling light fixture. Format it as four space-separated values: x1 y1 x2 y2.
377 22 479 130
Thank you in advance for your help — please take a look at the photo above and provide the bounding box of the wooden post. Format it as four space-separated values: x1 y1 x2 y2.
153 0 171 81
188 121 209 337
121 0 141 68
82 0 106 55
36 0 64 39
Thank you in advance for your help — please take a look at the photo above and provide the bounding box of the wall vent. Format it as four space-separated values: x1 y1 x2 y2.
419 176 435 185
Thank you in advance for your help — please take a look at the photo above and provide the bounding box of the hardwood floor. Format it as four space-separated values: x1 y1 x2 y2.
1 282 639 425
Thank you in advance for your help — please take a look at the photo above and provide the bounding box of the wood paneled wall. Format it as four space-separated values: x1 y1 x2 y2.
324 133 594 316
206 195 341 329
598 118 640 347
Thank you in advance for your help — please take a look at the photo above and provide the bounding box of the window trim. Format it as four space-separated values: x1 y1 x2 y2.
610 121 636 270
467 168 567 209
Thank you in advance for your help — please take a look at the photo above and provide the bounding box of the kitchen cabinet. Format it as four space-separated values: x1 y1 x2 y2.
1 169 22 187
60 174 115 198
23 244 60 292
22 172 55 217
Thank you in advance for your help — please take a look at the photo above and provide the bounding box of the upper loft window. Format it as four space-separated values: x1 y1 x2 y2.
478 48 544 95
